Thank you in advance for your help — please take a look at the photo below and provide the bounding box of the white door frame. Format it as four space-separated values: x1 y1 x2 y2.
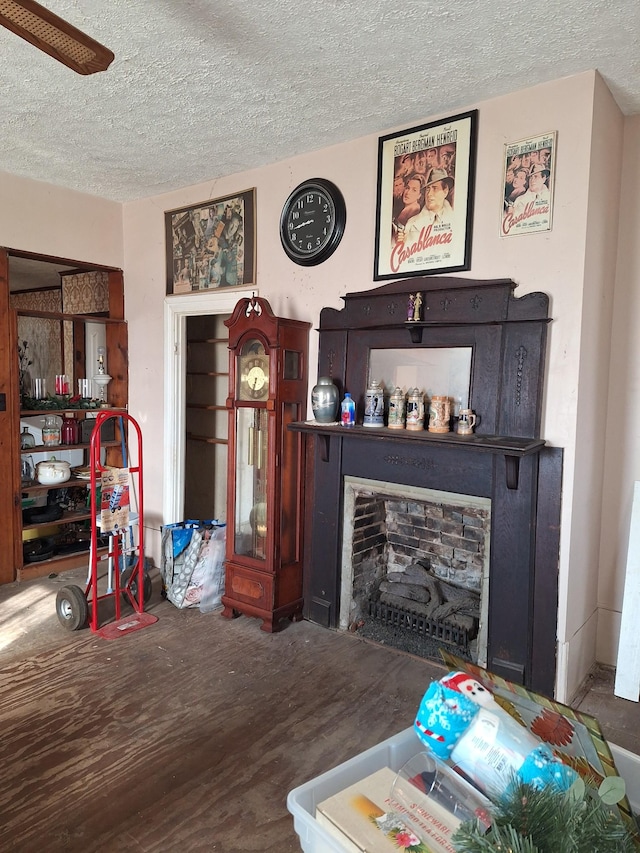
163 288 257 525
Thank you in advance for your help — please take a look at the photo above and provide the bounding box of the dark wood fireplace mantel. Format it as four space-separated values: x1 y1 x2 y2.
291 422 545 490
296 276 561 695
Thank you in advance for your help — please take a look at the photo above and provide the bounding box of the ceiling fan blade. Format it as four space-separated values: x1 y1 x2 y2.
0 0 114 75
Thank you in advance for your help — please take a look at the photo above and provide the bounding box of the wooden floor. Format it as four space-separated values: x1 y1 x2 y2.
3 566 640 851
0 568 446 852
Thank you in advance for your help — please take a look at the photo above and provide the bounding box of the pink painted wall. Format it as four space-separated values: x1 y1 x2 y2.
121 71 613 701
0 172 122 265
3 70 636 702
565 73 624 693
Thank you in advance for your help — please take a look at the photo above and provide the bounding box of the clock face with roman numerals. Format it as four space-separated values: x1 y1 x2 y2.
280 178 346 266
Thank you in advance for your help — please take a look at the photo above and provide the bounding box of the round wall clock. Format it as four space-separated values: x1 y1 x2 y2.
279 178 346 266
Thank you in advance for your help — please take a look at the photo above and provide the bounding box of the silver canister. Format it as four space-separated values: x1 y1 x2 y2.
405 388 424 431
388 386 406 429
363 379 384 427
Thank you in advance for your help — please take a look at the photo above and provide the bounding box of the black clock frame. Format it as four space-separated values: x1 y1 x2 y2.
279 178 347 266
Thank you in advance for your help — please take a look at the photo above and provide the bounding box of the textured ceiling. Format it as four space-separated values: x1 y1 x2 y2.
1 0 640 204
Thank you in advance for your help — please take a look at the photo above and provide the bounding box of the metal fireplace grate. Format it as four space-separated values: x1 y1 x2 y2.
368 599 471 651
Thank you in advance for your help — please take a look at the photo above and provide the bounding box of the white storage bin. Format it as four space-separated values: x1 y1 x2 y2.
611 741 640 812
287 727 640 853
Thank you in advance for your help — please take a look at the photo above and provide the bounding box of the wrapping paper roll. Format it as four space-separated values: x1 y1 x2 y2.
414 671 577 800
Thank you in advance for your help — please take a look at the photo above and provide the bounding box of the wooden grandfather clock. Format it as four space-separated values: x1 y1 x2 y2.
221 295 310 632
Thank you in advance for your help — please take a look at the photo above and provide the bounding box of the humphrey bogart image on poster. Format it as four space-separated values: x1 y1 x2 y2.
374 111 477 280
501 132 556 237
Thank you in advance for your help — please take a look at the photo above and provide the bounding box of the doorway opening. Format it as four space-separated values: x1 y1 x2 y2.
183 314 229 521
163 289 256 527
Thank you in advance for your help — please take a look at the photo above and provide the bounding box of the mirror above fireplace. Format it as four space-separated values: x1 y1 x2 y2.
368 346 473 412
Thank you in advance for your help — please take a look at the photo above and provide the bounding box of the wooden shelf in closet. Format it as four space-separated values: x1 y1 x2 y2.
186 432 228 445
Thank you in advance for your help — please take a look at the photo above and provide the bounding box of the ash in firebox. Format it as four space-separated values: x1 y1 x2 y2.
350 557 480 664
352 615 475 664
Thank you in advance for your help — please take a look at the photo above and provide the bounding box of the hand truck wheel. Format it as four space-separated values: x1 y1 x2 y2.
121 566 153 606
56 585 89 631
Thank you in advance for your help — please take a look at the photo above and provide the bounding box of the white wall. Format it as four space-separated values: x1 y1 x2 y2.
599 115 640 665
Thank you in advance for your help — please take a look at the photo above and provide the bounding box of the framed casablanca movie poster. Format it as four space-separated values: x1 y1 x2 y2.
373 110 477 280
501 132 557 237
165 188 256 294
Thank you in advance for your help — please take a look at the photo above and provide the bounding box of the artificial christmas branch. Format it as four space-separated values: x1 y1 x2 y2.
452 778 636 853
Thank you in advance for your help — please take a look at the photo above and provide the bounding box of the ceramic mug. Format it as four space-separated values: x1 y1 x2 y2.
458 408 477 435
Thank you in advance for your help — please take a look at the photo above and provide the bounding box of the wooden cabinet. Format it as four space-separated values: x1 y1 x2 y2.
19 408 127 581
221 296 310 632
0 254 128 585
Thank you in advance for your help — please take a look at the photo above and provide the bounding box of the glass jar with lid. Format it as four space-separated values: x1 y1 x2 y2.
61 414 79 445
42 415 62 446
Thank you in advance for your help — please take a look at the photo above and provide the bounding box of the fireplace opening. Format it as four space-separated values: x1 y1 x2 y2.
340 477 491 666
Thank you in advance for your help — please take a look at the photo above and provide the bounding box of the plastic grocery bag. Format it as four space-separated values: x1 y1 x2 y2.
199 525 226 613
160 520 225 609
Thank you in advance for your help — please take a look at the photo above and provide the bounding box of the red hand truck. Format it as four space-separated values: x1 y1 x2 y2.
55 411 158 638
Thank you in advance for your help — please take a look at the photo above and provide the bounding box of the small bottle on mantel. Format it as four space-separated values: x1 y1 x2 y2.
340 392 356 427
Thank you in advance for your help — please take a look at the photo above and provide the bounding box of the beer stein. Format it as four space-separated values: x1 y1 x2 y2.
363 379 384 428
388 387 406 429
406 388 424 431
428 395 451 433
457 409 477 435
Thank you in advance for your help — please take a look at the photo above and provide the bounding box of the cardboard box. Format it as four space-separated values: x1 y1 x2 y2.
315 766 461 853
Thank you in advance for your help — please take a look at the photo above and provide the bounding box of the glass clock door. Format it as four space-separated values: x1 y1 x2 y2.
234 406 269 560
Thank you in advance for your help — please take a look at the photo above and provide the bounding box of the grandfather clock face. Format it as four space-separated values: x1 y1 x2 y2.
237 338 270 401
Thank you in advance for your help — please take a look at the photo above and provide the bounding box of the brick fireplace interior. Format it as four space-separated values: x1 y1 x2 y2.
340 477 491 667
293 275 563 696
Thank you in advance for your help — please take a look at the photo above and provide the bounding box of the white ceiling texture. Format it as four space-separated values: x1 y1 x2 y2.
1 0 640 206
